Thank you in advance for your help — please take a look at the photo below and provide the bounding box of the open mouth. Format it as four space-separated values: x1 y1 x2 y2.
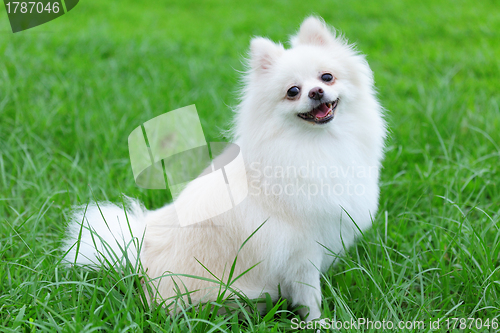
297 98 339 124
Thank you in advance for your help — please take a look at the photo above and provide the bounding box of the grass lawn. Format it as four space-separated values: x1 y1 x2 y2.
1 0 499 331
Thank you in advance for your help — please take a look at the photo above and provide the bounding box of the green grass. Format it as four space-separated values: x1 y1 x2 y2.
1 0 499 331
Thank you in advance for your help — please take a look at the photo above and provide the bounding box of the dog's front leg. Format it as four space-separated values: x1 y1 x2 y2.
285 267 322 322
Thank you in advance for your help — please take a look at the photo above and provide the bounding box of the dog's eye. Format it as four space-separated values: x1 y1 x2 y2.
287 86 300 98
321 73 333 82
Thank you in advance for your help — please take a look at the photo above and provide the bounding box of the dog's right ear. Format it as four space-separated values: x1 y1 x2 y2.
292 16 335 47
249 37 284 73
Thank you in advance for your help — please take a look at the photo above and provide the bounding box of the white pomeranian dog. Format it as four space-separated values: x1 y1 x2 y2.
62 16 386 322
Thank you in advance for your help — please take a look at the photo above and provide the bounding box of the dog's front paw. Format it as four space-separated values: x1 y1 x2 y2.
301 305 321 322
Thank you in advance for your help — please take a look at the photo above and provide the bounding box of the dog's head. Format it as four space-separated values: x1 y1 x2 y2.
244 16 375 130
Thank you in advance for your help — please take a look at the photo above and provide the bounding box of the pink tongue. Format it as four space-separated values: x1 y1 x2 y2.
311 103 331 118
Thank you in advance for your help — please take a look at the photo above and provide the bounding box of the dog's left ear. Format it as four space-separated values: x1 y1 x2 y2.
294 16 334 46
249 37 284 73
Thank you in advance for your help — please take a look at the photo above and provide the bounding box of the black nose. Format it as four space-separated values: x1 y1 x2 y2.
308 87 324 100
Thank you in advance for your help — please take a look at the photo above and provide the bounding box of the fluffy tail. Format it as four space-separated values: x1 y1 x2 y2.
61 197 146 269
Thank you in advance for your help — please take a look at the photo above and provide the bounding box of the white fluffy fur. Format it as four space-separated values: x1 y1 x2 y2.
62 198 145 267
62 16 386 322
